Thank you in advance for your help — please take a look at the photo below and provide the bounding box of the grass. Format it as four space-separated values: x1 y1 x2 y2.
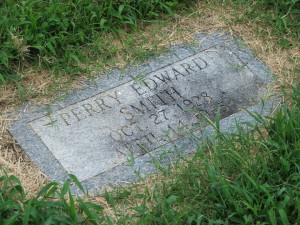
0 0 189 95
219 0 300 48
1 85 299 224
1 0 299 98
97 84 299 224
0 171 104 224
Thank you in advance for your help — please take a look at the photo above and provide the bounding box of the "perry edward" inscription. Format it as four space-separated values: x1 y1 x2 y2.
55 56 207 127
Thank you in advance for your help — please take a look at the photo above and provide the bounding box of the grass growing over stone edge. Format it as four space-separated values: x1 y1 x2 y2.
1 84 299 224
100 84 300 224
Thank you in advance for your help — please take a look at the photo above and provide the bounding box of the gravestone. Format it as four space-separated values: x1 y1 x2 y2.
9 32 274 192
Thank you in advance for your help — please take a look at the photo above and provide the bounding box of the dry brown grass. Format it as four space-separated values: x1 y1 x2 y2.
0 101 48 194
0 0 298 212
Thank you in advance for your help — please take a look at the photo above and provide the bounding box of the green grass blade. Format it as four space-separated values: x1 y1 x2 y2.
279 209 289 225
36 182 59 199
44 216 53 225
77 197 101 224
68 191 76 220
68 174 86 194
268 208 277 225
22 198 33 225
60 179 71 198
3 213 19 225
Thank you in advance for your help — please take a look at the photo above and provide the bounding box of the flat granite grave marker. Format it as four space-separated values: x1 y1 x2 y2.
9 32 275 192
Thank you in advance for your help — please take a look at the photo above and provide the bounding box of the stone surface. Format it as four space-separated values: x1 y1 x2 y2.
9 32 274 192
